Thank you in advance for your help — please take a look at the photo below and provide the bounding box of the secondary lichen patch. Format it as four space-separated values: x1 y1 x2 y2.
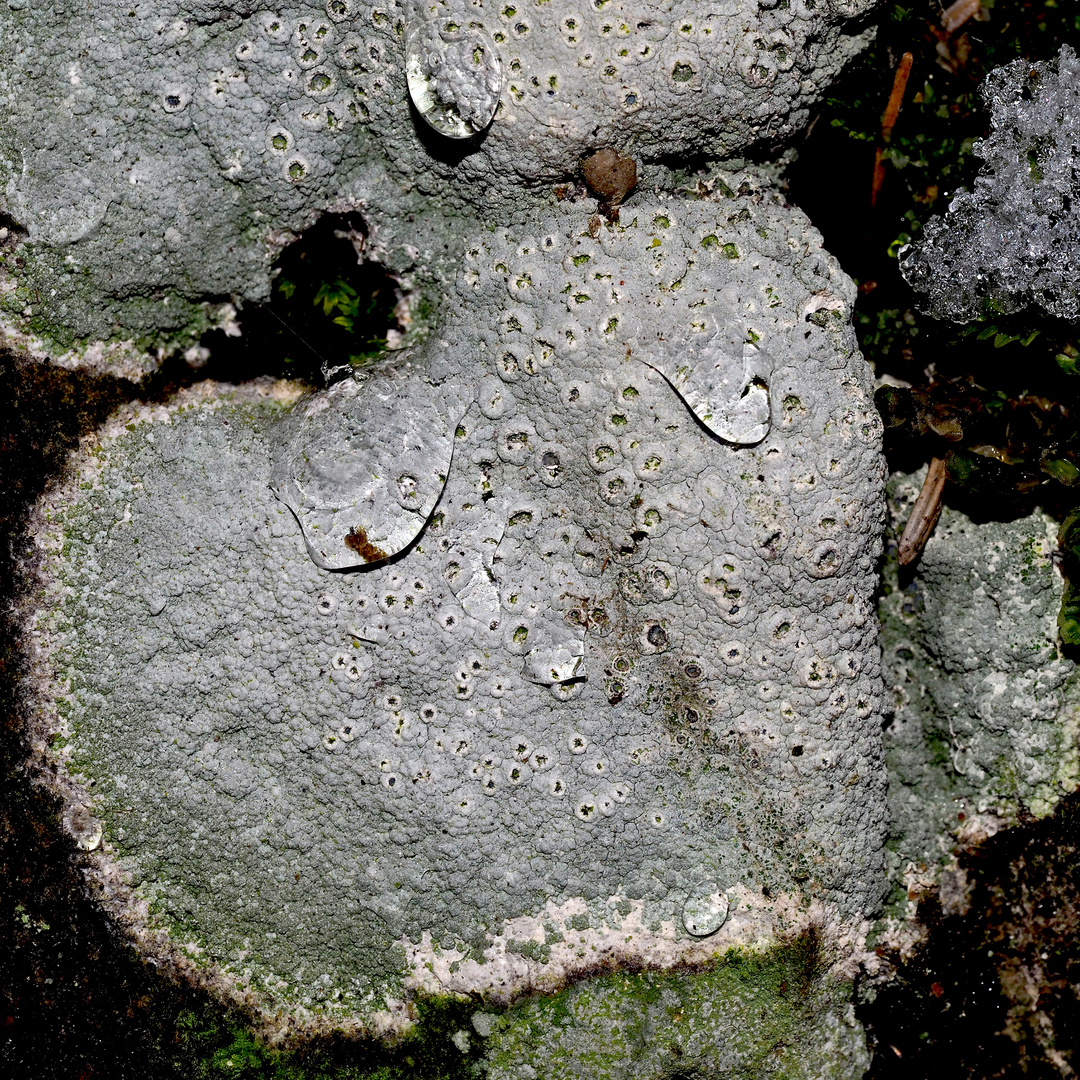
881 470 1080 885
900 45 1080 322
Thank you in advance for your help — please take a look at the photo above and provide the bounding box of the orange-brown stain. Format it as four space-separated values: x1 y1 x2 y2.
345 525 388 563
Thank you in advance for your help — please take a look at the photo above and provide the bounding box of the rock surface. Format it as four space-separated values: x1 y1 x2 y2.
0 0 878 369
899 44 1080 323
882 470 1080 883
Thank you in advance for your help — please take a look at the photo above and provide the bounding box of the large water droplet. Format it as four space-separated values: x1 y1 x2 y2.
270 364 461 570
681 880 730 937
405 3 502 139
643 315 773 446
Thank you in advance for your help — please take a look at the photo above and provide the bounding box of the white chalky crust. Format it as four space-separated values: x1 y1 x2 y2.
29 190 887 1027
0 0 880 359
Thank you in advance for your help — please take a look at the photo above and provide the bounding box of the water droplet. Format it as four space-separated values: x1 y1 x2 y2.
522 636 584 685
406 8 502 139
65 805 103 851
270 366 465 570
681 881 729 937
642 315 773 446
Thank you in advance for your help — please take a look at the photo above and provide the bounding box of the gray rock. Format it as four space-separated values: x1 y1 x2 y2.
13 0 890 1069
899 45 1080 323
881 470 1080 881
28 186 886 1055
0 0 879 368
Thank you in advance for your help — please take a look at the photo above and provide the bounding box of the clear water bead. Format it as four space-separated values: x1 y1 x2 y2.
681 881 730 937
406 4 502 139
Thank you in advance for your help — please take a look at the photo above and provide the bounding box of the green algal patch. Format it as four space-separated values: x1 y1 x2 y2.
169 995 492 1079
481 930 866 1080
48 398 423 1024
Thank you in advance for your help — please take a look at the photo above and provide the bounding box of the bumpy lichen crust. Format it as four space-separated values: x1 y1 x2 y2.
0 0 879 356
899 44 1080 323
882 471 1080 877
35 191 885 1029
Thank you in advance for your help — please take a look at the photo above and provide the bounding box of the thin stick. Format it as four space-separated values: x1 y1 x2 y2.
881 52 914 142
872 51 914 207
942 0 981 35
871 147 887 210
899 457 947 566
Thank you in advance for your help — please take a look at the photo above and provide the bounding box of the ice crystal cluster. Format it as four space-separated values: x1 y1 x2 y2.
900 45 1080 323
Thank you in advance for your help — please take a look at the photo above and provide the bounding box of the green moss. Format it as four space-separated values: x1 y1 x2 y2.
482 929 865 1079
0 250 219 360
168 996 492 1079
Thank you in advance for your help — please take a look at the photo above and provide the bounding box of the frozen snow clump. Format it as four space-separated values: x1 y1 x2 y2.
900 45 1080 323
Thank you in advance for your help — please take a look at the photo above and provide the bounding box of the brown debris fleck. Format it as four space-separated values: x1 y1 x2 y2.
344 525 388 563
582 147 637 223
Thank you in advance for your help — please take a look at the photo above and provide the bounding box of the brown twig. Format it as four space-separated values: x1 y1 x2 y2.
871 51 914 208
899 456 947 566
942 0 981 36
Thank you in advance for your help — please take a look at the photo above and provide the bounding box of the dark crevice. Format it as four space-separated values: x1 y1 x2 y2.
193 211 402 388
0 211 27 249
862 791 1080 1079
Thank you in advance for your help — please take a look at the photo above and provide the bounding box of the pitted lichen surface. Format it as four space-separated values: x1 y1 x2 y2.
0 0 879 355
899 44 1080 323
882 471 1080 873
16 0 890 1063
42 192 886 1024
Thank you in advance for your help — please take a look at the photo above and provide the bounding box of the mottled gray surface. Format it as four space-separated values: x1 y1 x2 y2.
476 963 871 1080
0 0 879 360
37 190 886 1028
882 471 1079 876
14 0 892 1063
900 44 1080 323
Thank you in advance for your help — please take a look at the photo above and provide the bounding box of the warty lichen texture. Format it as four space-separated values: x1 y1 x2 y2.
0 0 878 367
882 471 1080 883
899 44 1080 323
35 186 888 1035
17 0 889 1071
